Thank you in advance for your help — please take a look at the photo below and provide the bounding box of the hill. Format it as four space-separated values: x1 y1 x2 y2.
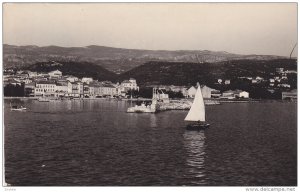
118 59 297 87
4 44 288 73
23 61 117 81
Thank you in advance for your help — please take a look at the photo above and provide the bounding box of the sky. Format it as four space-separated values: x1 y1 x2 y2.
3 3 298 57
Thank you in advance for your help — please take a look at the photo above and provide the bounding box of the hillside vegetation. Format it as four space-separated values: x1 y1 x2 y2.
17 59 297 89
23 61 118 81
4 44 287 73
119 59 297 87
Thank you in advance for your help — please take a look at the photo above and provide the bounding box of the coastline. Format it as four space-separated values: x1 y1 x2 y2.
3 96 296 103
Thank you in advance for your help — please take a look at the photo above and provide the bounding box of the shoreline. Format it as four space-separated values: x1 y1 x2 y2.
3 96 296 103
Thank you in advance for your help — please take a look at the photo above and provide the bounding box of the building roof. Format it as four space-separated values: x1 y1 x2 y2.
122 80 131 83
49 69 62 73
56 81 68 86
36 80 56 85
8 79 21 84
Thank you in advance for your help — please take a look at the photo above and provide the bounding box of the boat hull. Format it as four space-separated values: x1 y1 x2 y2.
186 123 210 130
11 108 27 111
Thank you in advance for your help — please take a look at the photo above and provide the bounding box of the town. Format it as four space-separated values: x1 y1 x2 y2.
3 65 297 101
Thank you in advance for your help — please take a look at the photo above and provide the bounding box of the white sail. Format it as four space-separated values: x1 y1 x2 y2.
184 85 205 122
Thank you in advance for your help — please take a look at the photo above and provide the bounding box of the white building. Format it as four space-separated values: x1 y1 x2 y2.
121 78 139 91
27 71 38 78
48 70 62 78
187 86 197 98
65 75 79 83
81 77 93 84
201 85 219 98
224 80 231 85
238 91 249 98
34 81 57 97
56 80 72 97
70 81 84 98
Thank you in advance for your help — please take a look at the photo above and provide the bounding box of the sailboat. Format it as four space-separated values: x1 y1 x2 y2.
185 83 210 130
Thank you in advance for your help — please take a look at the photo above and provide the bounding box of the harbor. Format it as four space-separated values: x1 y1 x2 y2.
4 98 297 186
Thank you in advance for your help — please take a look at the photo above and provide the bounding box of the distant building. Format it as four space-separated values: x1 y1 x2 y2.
201 85 219 98
119 78 139 96
277 83 291 88
65 75 79 83
224 80 231 85
282 89 297 100
187 86 197 98
276 68 284 73
121 78 139 91
93 83 118 97
285 70 297 74
238 91 249 98
82 77 93 84
255 76 264 82
251 79 258 84
27 71 38 78
217 79 223 84
221 90 235 99
48 70 62 78
221 89 249 99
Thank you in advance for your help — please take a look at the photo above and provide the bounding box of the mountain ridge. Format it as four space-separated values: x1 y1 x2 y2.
4 44 289 73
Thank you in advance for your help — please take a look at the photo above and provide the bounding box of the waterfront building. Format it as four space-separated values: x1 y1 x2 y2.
101 84 118 97
211 90 221 98
187 86 197 98
120 78 139 91
70 81 84 98
277 84 291 88
83 83 90 97
221 89 249 99
201 85 219 98
34 80 57 97
221 90 235 99
56 80 72 97
238 91 249 98
153 88 169 102
282 89 297 100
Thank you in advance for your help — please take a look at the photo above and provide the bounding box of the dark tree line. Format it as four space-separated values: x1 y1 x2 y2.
4 83 25 97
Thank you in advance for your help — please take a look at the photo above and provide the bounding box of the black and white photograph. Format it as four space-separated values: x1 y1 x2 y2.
2 2 298 190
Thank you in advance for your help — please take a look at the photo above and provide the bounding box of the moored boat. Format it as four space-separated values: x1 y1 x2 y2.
10 103 27 111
